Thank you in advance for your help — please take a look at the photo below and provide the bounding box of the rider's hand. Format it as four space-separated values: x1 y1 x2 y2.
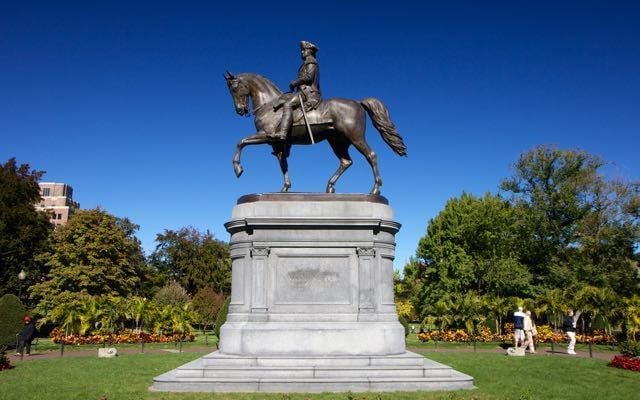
289 82 296 92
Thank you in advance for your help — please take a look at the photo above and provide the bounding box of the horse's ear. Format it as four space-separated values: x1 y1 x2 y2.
224 70 235 81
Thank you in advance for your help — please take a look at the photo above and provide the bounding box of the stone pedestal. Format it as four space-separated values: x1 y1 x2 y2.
153 193 473 392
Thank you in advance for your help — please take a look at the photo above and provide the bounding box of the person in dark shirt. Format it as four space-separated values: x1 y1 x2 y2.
513 306 526 348
16 316 36 356
562 308 581 355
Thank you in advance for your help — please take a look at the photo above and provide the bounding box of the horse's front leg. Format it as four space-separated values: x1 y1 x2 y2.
233 132 270 178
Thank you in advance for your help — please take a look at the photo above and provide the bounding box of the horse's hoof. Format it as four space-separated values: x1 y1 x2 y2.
370 187 380 195
326 186 335 194
234 165 244 178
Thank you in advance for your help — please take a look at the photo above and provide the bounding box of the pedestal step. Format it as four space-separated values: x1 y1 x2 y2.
152 351 474 393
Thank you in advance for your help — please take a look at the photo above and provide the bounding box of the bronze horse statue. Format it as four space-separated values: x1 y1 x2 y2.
225 72 407 195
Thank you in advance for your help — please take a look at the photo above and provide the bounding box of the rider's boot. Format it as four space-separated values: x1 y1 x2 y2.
271 105 292 140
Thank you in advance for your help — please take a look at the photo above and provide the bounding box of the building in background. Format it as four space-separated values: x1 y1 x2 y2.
36 182 80 226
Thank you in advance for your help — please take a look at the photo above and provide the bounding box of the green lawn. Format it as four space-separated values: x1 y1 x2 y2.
1 350 638 400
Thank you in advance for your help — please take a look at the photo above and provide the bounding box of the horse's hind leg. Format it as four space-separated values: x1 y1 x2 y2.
275 150 291 192
351 139 382 195
326 139 353 193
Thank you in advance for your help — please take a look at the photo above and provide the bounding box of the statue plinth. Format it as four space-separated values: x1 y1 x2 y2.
153 194 473 392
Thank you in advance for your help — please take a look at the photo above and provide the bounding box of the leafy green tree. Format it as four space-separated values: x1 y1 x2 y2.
150 227 231 295
413 192 531 315
30 208 145 317
0 158 52 298
192 287 225 331
500 145 639 294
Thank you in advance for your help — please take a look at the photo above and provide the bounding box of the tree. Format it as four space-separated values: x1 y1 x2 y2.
150 227 231 295
412 192 531 315
30 208 146 317
192 287 225 331
0 158 52 298
500 145 639 294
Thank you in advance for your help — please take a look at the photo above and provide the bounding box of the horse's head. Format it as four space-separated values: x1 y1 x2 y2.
224 71 251 116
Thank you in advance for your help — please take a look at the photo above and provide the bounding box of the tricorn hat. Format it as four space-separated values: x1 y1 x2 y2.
300 41 318 52
24 316 31 321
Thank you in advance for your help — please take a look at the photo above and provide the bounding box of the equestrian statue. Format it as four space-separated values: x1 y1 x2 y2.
225 40 407 195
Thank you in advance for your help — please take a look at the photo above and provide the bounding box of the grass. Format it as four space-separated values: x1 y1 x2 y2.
1 348 638 400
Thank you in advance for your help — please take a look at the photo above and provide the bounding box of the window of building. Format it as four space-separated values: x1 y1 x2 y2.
43 188 50 197
57 214 62 220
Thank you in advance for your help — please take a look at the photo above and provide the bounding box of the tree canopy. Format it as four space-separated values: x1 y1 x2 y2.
30 208 146 315
405 146 639 329
149 227 231 295
0 158 52 299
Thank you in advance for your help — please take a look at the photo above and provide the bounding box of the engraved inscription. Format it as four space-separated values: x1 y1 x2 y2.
275 256 350 304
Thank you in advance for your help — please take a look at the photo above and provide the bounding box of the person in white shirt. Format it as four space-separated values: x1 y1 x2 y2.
523 310 536 353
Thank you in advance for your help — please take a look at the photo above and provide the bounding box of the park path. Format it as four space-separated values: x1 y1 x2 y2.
8 344 614 362
7 345 215 362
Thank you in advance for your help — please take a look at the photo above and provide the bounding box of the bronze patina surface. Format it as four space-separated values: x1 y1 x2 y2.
225 41 407 195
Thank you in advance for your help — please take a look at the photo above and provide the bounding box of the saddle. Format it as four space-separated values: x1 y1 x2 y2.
292 101 331 128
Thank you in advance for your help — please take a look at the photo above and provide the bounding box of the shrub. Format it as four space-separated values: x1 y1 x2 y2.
213 296 230 340
0 294 26 348
398 315 410 337
153 281 190 308
0 345 14 371
618 340 640 358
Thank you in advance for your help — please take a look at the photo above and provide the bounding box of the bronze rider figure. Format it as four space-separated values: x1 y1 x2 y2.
270 41 322 140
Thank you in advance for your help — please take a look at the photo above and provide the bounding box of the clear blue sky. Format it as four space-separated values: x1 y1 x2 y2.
2 1 639 268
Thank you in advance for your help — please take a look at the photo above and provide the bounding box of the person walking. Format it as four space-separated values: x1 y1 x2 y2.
523 310 537 353
16 316 36 356
563 308 581 355
513 306 526 348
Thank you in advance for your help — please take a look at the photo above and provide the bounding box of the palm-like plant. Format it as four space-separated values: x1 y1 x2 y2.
454 292 487 336
48 300 84 336
430 297 454 331
125 296 150 333
624 295 640 341
486 295 511 335
168 303 197 338
536 289 566 330
576 285 622 336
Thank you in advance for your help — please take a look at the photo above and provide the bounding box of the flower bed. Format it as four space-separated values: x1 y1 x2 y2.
417 324 614 344
609 355 640 372
49 328 195 345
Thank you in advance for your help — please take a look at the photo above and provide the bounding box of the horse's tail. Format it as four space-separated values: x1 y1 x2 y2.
360 98 407 156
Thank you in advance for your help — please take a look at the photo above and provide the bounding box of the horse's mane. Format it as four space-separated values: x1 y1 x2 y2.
238 73 282 95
